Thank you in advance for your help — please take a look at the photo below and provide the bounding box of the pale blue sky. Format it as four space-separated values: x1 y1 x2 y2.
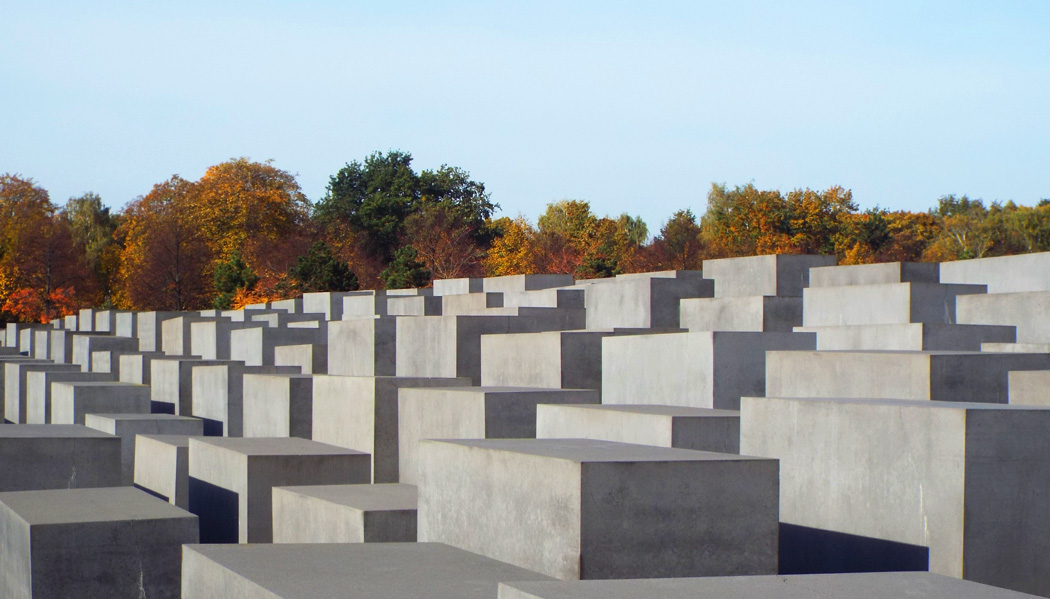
2 1 1048 230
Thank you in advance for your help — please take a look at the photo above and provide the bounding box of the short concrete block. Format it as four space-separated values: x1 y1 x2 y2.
310 374 468 483
484 273 575 293
230 325 326 366
399 386 600 485
680 295 802 332
386 294 442 316
187 437 371 543
190 362 299 436
703 254 836 298
242 373 314 438
117 351 165 384
272 483 417 543
0 486 198 599
48 329 74 363
433 277 484 295
809 261 940 287
302 290 355 320
72 334 138 370
150 357 228 416
802 282 987 327
341 290 389 318
189 319 257 360
181 542 553 599
84 413 203 484
796 323 1017 351
50 381 151 425
583 272 713 329
5 361 80 423
940 251 1050 293
25 370 115 424
273 342 326 374
328 316 399 376
418 438 779 580
536 404 740 453
134 434 201 509
958 291 1050 344
0 425 121 490
136 311 184 352
480 330 625 394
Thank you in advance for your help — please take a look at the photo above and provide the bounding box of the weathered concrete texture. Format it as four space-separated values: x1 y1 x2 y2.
536 404 740 453
766 350 1049 404
150 357 228 416
387 294 442 316
680 295 802 332
63 314 78 330
0 425 121 490
583 271 712 329
1008 371 1050 406
48 329 74 363
231 323 326 366
84 413 203 484
32 329 52 359
94 309 128 334
187 437 371 543
5 362 80 423
190 319 258 360
190 362 299 436
272 483 417 543
243 373 314 438
302 291 354 321
741 396 1050 596
419 439 779 580
78 308 96 331
182 542 553 599
809 261 941 287
480 330 631 395
703 254 836 298
135 311 184 352
341 290 389 319
269 297 303 313
25 370 115 424
273 342 326 374
50 381 151 425
433 277 484 296
396 312 585 385
162 315 220 356
442 291 505 315
802 282 987 327
116 350 165 384
310 374 468 483
957 291 1050 344
940 251 1050 293
497 572 1042 599
602 331 816 410
114 311 137 338
72 334 138 371
0 486 198 599
399 386 600 485
327 317 397 376
795 323 1016 351
134 434 201 509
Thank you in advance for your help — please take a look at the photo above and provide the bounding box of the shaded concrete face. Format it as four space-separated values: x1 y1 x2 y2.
583 274 713 330
0 425 121 491
134 434 200 509
242 374 314 439
418 439 778 580
480 330 616 394
680 295 802 333
795 323 1016 351
49 382 150 425
327 317 397 376
84 414 203 485
809 262 941 288
190 363 299 436
25 370 115 424
5 362 81 424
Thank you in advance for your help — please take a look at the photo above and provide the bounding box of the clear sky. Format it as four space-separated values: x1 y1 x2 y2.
2 0 1048 231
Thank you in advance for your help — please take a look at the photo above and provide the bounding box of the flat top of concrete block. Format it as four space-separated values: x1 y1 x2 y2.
758 396 1050 412
0 486 195 525
546 404 740 418
407 386 599 396
0 424 115 439
86 413 201 423
277 483 417 511
185 542 551 598
137 434 207 448
426 439 767 464
499 572 1037 598
190 436 368 457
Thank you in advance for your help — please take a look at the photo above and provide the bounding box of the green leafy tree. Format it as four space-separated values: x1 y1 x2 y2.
380 246 431 289
63 193 119 304
289 242 359 293
213 251 259 309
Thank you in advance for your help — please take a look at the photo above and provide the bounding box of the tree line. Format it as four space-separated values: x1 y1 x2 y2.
1 152 1048 323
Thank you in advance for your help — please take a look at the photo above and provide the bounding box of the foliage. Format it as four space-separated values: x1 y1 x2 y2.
288 242 359 293
380 246 431 289
213 251 259 310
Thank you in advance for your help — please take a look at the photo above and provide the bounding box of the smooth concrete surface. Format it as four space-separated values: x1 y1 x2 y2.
957 291 1050 344
48 329 74 362
386 294 442 316
536 404 740 453
71 334 138 371
25 370 115 424
273 343 326 374
190 362 299 436
418 438 779 580
703 254 836 298
680 295 802 332
433 277 484 295
50 381 150 425
795 323 1016 351
766 350 1049 404
135 311 184 352
134 434 201 509
497 572 1042 599
1008 370 1050 406
483 273 575 293
583 272 713 329
242 373 314 438
272 483 417 543
809 261 940 287
302 291 354 321
0 486 198 599
602 331 816 410
310 374 468 483
741 396 1050 596
5 361 80 423
84 413 203 484
190 319 258 360
230 325 326 366
940 251 1050 293
341 290 389 319
441 291 505 315
0 425 121 490
801 282 986 327
117 350 165 384
398 386 600 485
327 317 397 376
181 542 553 599
187 437 371 543
150 357 228 415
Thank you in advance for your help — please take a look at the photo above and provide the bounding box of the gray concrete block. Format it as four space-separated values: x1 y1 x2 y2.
310 374 468 483
419 438 779 580
134 434 201 509
72 334 138 371
339 290 388 318
63 313 77 330
190 362 299 436
387 294 442 316
93 309 128 333
703 254 836 298
243 373 314 438
940 251 1050 293
766 350 1049 403
399 386 600 485
187 437 370 543
741 396 1050 596
796 323 1017 351
181 542 553 598
272 483 417 543
302 291 355 320
328 317 398 376
809 261 940 287
0 424 121 490
84 413 203 485
498 572 1042 599
680 295 802 332
25 370 115 424
273 342 326 374
0 486 198 599
269 297 302 313
536 404 740 453
5 361 80 423
50 381 151 425
442 291 505 315
161 315 220 356
802 282 987 327
135 311 184 352
150 357 229 416
433 277 484 295
1008 370 1050 406
480 330 628 395
958 291 1050 344
602 331 816 410
48 329 74 363
584 273 714 329
248 311 322 328
114 311 137 338
983 342 1050 353
484 274 575 293
32 329 51 359
230 324 326 366
117 351 166 385
78 308 95 331
189 319 258 360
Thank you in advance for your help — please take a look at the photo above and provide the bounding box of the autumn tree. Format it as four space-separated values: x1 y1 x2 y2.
213 251 259 310
63 192 119 305
483 216 536 276
650 209 704 270
405 202 486 279
288 242 359 293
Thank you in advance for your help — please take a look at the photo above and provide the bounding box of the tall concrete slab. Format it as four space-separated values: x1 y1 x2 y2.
134 434 201 509
0 425 121 490
50 381 151 424
190 362 299 436
327 316 397 376
5 362 80 424
242 373 314 438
